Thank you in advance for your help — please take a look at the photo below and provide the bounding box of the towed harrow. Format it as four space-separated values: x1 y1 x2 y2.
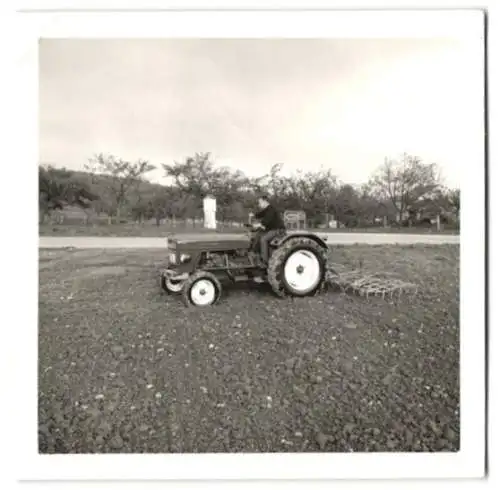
326 262 418 300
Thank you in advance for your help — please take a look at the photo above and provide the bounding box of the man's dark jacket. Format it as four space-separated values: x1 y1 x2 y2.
255 204 286 231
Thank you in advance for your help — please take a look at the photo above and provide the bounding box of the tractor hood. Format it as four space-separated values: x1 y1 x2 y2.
167 233 250 252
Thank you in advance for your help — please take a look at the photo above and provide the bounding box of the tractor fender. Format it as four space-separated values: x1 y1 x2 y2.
270 233 329 249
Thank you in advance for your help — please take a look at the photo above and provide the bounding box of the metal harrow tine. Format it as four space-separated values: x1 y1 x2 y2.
326 259 418 303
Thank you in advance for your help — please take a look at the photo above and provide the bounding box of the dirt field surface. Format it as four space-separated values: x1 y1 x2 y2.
38 244 459 453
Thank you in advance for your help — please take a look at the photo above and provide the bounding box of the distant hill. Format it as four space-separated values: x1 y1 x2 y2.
39 165 173 224
68 169 167 197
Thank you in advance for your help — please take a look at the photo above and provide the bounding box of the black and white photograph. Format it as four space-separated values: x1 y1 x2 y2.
13 6 486 482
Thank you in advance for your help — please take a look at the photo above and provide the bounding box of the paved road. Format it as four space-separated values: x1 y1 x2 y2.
39 233 459 248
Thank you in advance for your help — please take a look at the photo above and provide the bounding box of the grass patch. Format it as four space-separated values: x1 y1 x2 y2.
39 223 458 237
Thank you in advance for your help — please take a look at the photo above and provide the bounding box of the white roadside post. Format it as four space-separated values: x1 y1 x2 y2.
203 195 217 230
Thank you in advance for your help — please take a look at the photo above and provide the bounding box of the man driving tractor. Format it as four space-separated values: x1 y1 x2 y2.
252 194 287 264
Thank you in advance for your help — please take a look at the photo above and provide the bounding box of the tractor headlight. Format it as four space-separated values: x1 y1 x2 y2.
169 252 177 264
180 253 191 264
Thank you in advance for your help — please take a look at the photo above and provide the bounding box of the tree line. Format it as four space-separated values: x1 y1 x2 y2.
39 152 460 229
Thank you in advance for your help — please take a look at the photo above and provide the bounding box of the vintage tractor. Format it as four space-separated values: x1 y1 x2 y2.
160 225 330 306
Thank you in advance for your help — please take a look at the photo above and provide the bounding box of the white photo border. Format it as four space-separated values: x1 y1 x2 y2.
10 7 485 481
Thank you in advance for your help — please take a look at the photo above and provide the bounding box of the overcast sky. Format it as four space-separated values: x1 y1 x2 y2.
39 38 482 188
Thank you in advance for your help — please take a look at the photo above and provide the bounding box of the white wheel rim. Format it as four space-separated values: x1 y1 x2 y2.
283 250 321 293
166 279 184 293
190 279 217 305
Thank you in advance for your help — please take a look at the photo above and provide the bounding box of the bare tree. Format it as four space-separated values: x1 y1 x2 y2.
85 153 156 222
447 188 460 220
289 169 337 225
370 154 442 223
332 184 361 228
210 167 248 223
162 152 218 198
163 152 250 223
39 165 98 224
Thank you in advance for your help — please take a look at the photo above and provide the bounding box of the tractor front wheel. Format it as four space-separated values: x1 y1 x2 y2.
182 271 222 307
267 237 327 298
161 275 185 294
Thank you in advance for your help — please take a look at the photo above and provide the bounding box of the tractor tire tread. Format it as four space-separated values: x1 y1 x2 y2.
267 237 328 298
182 270 222 307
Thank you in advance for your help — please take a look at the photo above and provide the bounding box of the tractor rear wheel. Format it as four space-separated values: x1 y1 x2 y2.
267 237 327 298
182 271 222 307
